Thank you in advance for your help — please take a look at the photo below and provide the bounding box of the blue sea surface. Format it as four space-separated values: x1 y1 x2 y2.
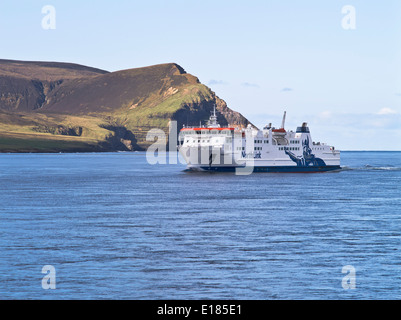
0 151 400 299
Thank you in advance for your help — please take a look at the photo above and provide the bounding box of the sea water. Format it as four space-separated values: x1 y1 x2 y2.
0 151 400 299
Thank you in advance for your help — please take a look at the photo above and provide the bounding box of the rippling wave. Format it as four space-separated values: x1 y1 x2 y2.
341 165 401 171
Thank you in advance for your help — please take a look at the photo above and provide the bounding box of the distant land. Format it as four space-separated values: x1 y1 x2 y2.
0 59 251 152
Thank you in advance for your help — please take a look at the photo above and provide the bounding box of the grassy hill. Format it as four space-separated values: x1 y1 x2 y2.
0 60 251 152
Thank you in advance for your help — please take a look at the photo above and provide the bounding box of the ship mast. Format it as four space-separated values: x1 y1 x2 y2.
281 111 286 129
207 104 220 128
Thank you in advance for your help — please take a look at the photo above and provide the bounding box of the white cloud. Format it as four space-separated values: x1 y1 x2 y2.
208 79 228 86
319 111 332 119
377 107 398 115
241 82 260 88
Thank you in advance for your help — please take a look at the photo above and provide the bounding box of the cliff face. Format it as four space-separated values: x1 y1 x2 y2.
0 60 251 152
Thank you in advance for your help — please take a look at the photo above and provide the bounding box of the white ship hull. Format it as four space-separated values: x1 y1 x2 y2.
179 147 340 173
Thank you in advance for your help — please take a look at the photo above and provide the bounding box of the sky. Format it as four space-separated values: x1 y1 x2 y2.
0 0 400 150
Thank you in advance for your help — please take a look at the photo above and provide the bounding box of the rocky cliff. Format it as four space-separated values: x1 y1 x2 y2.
0 60 252 152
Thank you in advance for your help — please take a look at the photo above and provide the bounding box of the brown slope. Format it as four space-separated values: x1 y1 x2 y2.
0 59 108 80
40 63 198 114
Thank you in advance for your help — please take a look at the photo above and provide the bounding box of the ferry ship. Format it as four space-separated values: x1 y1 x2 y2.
178 107 341 173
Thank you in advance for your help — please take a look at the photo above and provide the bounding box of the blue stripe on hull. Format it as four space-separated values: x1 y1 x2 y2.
198 165 341 173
